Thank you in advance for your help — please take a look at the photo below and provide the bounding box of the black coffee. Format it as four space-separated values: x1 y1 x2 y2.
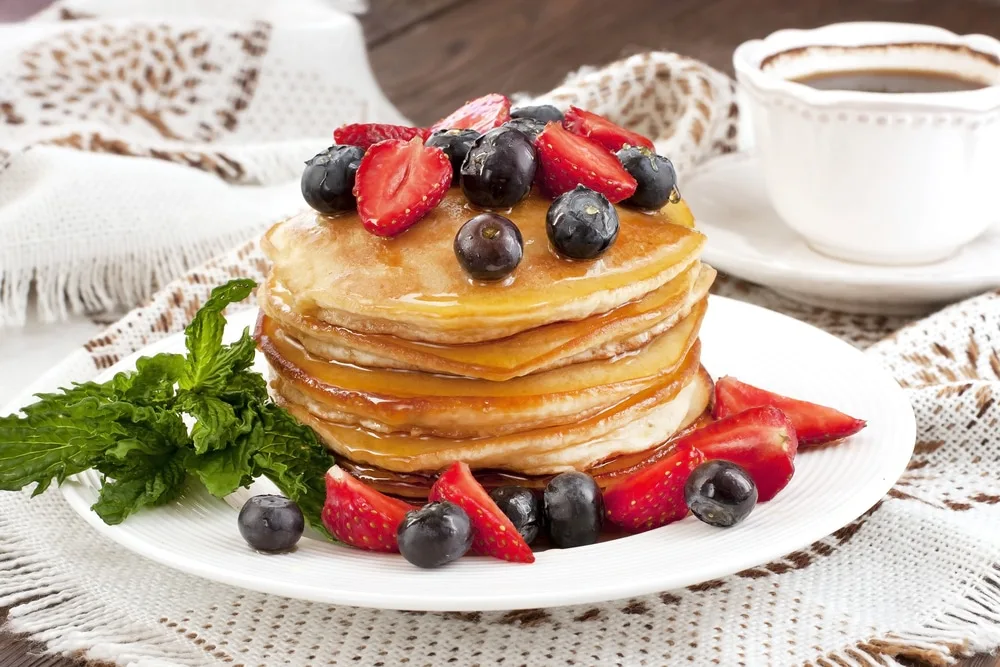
793 69 988 93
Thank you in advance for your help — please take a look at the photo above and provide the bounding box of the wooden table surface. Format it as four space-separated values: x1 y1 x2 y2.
1 0 999 665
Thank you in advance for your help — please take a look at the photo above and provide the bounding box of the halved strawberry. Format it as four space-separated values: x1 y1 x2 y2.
604 446 705 532
429 462 534 563
713 376 867 446
322 465 413 552
563 106 655 152
353 137 452 237
536 122 637 203
685 405 798 502
333 123 430 150
431 93 511 133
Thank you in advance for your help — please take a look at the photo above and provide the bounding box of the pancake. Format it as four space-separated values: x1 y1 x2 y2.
278 360 711 476
262 189 705 344
259 301 704 438
339 411 715 500
260 263 716 381
260 168 714 484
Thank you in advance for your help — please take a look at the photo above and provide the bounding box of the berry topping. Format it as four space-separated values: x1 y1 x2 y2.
713 377 867 446
603 446 704 532
563 106 654 152
429 462 535 563
460 126 537 208
685 460 758 528
397 501 474 569
301 145 365 214
432 93 511 134
321 465 413 552
617 146 678 210
333 123 430 150
546 185 620 260
454 213 524 281
503 117 546 142
543 471 604 548
684 405 798 502
426 128 481 184
536 122 637 203
353 137 452 237
510 104 564 123
489 486 543 545
237 495 305 553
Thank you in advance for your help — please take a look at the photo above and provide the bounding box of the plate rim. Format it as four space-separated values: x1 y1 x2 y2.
6 295 916 611
689 151 1000 291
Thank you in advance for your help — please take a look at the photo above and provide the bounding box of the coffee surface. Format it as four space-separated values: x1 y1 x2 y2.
793 68 988 93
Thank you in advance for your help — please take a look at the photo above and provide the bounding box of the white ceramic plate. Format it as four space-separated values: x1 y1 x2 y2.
686 152 1000 315
37 297 912 611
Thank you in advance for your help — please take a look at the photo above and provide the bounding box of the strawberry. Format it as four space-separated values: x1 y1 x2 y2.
535 122 638 203
429 462 534 563
322 465 413 552
333 123 430 150
713 376 867 446
563 106 655 152
604 446 705 532
685 406 798 502
353 137 452 237
431 93 511 133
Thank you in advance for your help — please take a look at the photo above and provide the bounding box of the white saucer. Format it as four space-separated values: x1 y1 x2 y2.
684 152 1000 315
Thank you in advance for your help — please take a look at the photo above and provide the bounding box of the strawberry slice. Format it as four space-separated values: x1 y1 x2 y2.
429 462 534 563
685 406 798 502
431 93 511 133
333 123 430 150
564 106 654 152
322 465 413 552
604 446 705 532
353 137 452 237
536 122 638 203
713 376 867 446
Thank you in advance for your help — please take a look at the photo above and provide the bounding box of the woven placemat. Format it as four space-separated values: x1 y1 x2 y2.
2 44 1000 667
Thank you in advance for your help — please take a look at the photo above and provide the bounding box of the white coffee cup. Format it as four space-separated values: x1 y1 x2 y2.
734 22 1000 265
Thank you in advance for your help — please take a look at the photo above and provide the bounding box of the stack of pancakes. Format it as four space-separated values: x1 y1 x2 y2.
257 189 716 499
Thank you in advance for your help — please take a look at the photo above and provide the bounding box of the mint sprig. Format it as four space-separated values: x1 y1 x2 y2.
0 279 334 534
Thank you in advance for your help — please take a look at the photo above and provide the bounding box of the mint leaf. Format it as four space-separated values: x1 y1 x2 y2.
253 404 334 535
0 411 120 494
122 354 185 403
186 417 263 497
217 366 269 405
23 352 184 421
180 279 256 392
0 277 336 538
177 393 253 454
92 449 187 525
23 381 120 419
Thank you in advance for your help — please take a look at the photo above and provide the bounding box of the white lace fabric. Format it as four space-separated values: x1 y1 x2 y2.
0 0 402 326
1 3 1000 666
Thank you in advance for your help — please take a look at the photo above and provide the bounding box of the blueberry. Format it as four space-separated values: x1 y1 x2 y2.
543 472 604 548
238 495 305 553
301 145 365 214
397 501 473 568
684 461 758 528
454 213 523 281
503 117 546 142
546 185 619 260
460 126 537 208
426 129 481 184
489 486 543 545
510 104 564 123
616 146 678 210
